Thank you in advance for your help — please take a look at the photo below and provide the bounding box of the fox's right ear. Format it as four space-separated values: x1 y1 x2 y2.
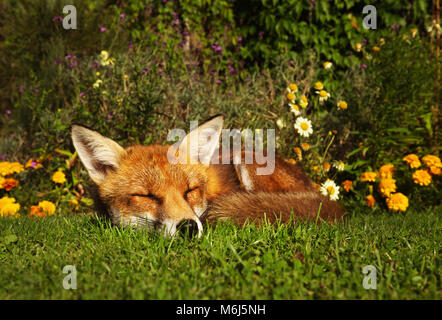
71 125 126 184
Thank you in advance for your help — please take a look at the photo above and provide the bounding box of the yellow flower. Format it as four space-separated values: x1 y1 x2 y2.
299 95 308 108
379 38 386 46
378 178 397 197
0 196 20 217
372 46 381 52
289 103 301 116
25 158 43 169
38 200 56 216
429 166 441 175
52 170 66 184
365 195 375 208
317 90 330 102
355 43 362 52
0 162 24 176
286 92 296 101
288 158 296 165
421 155 442 169
403 154 421 169
360 172 377 182
386 193 409 212
323 162 331 172
342 180 353 192
333 161 345 171
314 82 324 90
323 61 332 69
378 164 395 179
410 28 418 38
412 170 432 186
337 101 348 110
300 143 310 151
293 147 302 155
287 83 298 93
313 166 319 172
93 79 103 89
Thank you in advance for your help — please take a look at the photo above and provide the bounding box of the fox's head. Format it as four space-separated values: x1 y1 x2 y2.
71 116 224 237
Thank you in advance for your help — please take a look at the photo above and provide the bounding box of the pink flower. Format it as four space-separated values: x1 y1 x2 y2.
100 27 107 32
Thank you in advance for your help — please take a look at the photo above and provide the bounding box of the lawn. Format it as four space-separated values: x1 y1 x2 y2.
0 206 440 299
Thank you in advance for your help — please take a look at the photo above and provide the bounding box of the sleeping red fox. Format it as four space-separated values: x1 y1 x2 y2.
71 115 344 237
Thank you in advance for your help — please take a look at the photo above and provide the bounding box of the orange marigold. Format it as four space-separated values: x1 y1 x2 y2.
386 193 408 212
402 154 421 169
421 155 442 169
378 178 397 197
342 180 353 192
360 172 377 182
378 164 395 179
0 178 19 191
412 170 432 186
366 195 375 208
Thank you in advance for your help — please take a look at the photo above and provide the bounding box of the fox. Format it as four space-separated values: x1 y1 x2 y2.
71 115 344 237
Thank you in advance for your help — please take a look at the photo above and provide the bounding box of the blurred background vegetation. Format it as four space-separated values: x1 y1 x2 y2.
0 0 440 213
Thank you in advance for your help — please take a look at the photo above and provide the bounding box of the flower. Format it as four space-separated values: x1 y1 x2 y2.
379 38 386 46
323 61 332 69
429 166 441 175
300 143 310 151
100 26 107 32
69 198 80 211
0 196 20 217
25 158 42 169
323 162 331 172
286 92 296 102
314 82 324 90
289 103 301 116
337 101 348 110
287 83 298 93
294 117 313 137
372 46 381 52
52 170 66 184
412 170 432 186
288 158 296 165
386 193 408 212
320 180 340 201
293 147 302 160
333 161 345 171
29 205 45 218
410 28 418 38
317 90 330 102
276 118 285 129
355 43 362 52
0 178 19 191
378 178 397 197
342 180 353 192
421 155 442 169
299 95 308 108
403 154 421 169
38 200 56 216
366 195 375 208
360 172 377 182
100 50 115 66
0 162 24 176
378 164 395 179
93 79 103 88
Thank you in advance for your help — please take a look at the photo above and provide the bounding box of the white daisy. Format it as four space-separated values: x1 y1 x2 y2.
294 117 313 137
317 90 330 103
289 103 301 116
286 83 298 94
323 61 333 69
333 161 345 171
320 179 340 201
276 118 285 129
299 95 308 108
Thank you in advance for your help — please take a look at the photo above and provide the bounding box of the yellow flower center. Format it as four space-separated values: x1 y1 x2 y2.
326 186 335 195
319 90 328 97
300 122 309 131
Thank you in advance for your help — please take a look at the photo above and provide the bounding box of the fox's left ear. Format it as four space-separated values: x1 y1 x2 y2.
71 125 126 184
177 115 224 165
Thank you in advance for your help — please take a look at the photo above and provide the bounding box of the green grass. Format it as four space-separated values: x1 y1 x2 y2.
0 207 440 300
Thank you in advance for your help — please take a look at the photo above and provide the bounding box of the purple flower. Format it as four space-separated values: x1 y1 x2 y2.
54 58 60 65
141 66 150 74
129 42 134 49
30 160 37 169
162 0 168 3
393 24 399 31
238 36 243 42
173 19 180 25
52 16 63 22
6 109 12 115
65 55 72 60
100 27 107 32
79 92 86 97
258 31 264 39
0 154 6 160
216 79 222 84
362 38 367 45
120 13 125 18
359 63 367 69
106 114 112 119
91 61 100 70
19 84 25 93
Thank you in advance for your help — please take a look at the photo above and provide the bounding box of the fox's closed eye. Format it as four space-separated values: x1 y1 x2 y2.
184 186 199 197
131 193 161 202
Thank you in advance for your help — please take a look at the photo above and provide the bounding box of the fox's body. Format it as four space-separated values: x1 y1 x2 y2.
72 116 344 237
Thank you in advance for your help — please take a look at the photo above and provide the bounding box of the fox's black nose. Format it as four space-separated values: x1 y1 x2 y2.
177 219 199 238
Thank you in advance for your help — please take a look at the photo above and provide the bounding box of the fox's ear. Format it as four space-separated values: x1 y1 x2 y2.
71 125 126 184
178 115 224 165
